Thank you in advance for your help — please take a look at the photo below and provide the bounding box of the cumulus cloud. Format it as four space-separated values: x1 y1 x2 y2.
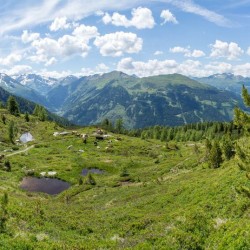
94 32 143 57
0 53 22 66
170 46 205 58
117 57 178 76
247 47 250 56
191 50 206 58
233 63 250 77
81 63 110 76
39 69 73 79
116 57 226 77
21 30 40 43
102 7 155 29
32 35 90 60
205 62 233 74
72 24 99 42
154 50 163 56
210 40 244 60
50 17 71 31
160 10 178 24
0 0 231 35
5 65 32 75
45 57 57 66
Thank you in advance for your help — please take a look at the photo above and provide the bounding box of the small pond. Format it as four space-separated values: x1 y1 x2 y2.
20 177 70 195
81 168 105 176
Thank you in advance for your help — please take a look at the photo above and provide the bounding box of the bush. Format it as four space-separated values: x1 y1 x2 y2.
4 160 11 172
85 173 96 185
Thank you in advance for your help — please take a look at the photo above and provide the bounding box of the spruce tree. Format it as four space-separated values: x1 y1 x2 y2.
209 141 223 168
33 105 47 121
221 137 235 160
24 112 30 122
115 118 124 134
0 193 8 233
8 121 15 144
1 115 6 125
7 96 20 116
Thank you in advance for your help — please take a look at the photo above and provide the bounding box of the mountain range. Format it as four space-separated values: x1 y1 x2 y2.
0 71 247 128
193 73 250 95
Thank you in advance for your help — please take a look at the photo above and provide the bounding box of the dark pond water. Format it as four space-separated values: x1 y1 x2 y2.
20 177 70 195
81 168 105 176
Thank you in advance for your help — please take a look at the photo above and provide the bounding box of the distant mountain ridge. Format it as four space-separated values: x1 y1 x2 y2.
48 71 244 128
0 71 246 128
194 73 250 96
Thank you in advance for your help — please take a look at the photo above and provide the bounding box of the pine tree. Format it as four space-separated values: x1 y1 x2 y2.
8 121 15 144
1 115 6 125
7 96 20 116
209 141 223 168
0 193 8 233
24 112 30 122
221 137 235 160
115 118 124 134
33 105 47 121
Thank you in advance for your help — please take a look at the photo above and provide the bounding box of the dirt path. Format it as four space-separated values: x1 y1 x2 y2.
5 145 35 157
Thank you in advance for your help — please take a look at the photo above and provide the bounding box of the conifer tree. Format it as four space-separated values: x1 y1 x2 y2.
1 114 6 125
7 96 20 116
0 193 8 233
8 121 15 144
24 112 30 122
115 118 124 134
221 137 235 160
33 105 47 121
209 141 223 168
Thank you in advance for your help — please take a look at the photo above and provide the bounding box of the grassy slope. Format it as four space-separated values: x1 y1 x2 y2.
0 110 249 249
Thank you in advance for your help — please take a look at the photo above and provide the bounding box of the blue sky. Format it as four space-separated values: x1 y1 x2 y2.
0 0 250 78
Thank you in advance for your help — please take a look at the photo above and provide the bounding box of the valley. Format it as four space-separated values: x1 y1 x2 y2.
0 71 245 128
0 99 249 249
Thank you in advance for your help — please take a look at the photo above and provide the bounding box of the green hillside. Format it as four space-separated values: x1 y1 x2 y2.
50 72 243 128
0 86 72 127
0 105 249 249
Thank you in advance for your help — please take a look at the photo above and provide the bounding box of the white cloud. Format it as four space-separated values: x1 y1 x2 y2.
39 69 72 79
160 10 178 24
247 47 250 56
29 34 90 65
117 56 250 77
117 57 178 77
170 46 205 58
49 17 71 31
0 53 22 66
81 63 110 76
165 0 231 27
72 24 99 42
170 46 189 54
233 63 250 77
21 30 40 44
117 57 215 77
190 50 206 58
5 65 32 75
205 62 233 74
45 57 57 66
210 40 244 60
102 7 155 29
94 32 143 57
102 13 113 24
0 0 231 35
154 50 163 56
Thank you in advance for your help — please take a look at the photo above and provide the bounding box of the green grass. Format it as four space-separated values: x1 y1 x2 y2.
0 110 249 249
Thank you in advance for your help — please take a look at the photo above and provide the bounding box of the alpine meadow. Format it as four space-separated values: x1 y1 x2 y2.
0 1 250 250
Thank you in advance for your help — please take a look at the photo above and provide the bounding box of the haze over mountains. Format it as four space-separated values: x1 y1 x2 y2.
0 71 246 128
